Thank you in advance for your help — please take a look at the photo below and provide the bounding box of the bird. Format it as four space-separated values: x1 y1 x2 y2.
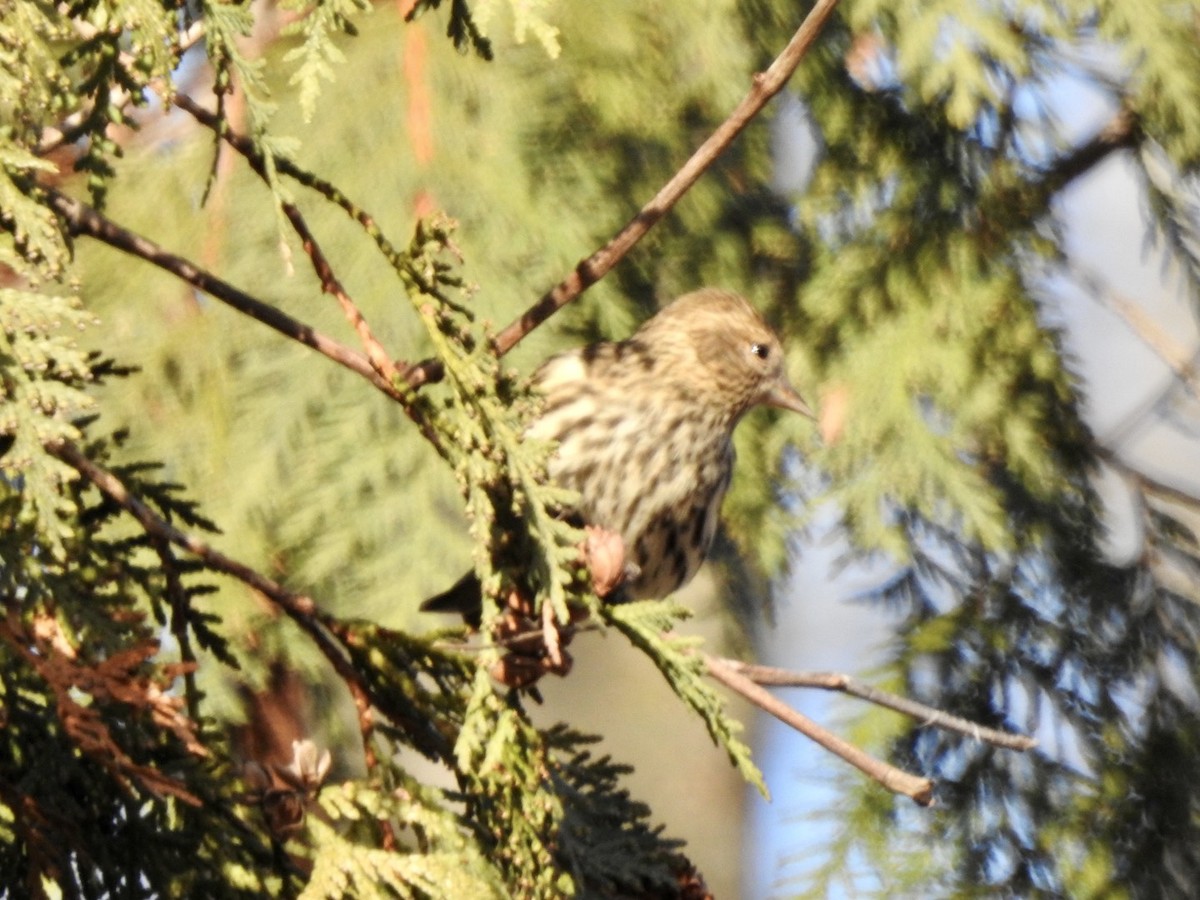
421 287 813 621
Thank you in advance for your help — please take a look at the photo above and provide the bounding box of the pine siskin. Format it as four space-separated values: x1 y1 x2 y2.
422 287 813 619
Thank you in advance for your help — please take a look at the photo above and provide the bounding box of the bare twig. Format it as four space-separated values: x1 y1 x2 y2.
1100 290 1200 395
48 440 452 760
716 658 1036 752
1098 446 1200 509
1039 107 1138 196
52 441 318 624
42 186 447 449
705 654 935 806
166 94 403 385
42 186 396 396
404 0 843 387
279 203 403 384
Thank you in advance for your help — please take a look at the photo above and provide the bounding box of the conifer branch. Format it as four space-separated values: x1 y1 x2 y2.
404 0 843 387
704 654 936 806
166 96 405 391
35 21 208 157
164 1 847 393
715 657 1037 751
43 186 446 449
167 95 404 385
48 439 452 761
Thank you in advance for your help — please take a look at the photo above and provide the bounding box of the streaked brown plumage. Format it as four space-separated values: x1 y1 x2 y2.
422 287 812 617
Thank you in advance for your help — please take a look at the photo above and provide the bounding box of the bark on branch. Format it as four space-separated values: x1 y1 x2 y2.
43 187 399 398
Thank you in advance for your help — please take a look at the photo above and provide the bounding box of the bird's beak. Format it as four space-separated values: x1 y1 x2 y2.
764 376 816 420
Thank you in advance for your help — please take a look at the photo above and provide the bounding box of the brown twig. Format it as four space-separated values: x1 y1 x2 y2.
1038 107 1138 197
704 654 935 806
279 203 403 385
166 94 403 386
48 440 451 760
403 0 843 387
1099 446 1200 510
52 440 318 624
717 658 1036 752
60 0 845 399
43 186 398 397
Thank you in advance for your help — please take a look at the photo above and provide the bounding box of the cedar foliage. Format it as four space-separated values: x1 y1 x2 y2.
2 2 1200 899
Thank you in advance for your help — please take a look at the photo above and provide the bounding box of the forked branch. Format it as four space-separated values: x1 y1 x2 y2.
44 187 398 398
715 657 1036 752
705 654 936 806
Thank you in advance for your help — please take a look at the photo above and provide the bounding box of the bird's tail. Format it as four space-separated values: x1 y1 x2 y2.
419 571 483 627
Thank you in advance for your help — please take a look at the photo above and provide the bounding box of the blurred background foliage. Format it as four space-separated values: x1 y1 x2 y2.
5 0 1200 896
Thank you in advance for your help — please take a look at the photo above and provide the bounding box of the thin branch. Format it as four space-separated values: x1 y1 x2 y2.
1038 106 1138 197
56 5 843 394
49 439 452 760
52 440 319 623
279 202 402 384
166 94 403 386
1067 259 1200 449
1098 289 1200 396
404 0 843 387
42 186 398 398
1098 446 1200 510
716 658 1037 752
705 654 935 806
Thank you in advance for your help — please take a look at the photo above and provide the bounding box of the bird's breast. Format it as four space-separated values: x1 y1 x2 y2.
535 389 734 599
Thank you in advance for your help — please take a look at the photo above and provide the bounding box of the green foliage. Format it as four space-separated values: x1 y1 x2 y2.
4 1 804 895
302 782 504 899
739 1 1200 896
280 0 373 124
0 288 96 552
408 0 495 59
1095 0 1200 168
604 600 766 795
335 622 692 897
396 216 586 628
0 149 68 279
5 0 1200 897
473 0 561 58
0 433 283 897
0 5 74 149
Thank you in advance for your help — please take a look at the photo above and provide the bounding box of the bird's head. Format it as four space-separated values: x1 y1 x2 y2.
637 288 815 423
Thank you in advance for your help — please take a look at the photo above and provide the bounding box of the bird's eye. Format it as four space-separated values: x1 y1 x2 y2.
750 342 770 361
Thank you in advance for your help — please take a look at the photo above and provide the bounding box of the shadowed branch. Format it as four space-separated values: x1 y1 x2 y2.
48 439 452 762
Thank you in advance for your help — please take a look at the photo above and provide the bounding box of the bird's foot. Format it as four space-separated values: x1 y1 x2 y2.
583 525 635 597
